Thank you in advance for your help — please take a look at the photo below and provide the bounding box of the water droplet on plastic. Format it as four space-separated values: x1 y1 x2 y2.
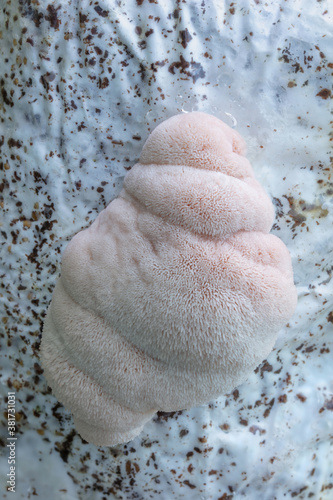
224 112 237 128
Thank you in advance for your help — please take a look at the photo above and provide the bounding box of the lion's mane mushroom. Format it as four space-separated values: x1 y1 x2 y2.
40 112 297 446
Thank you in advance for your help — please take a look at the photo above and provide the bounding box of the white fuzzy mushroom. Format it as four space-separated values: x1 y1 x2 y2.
40 112 297 446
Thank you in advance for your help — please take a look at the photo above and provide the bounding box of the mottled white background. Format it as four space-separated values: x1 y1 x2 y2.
0 0 332 499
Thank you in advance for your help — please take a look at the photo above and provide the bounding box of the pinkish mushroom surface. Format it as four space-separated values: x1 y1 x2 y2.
40 112 297 446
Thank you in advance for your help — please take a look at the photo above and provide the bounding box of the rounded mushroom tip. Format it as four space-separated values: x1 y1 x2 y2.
139 111 247 168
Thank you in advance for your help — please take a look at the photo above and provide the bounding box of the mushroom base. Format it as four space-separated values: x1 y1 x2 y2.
73 417 145 447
